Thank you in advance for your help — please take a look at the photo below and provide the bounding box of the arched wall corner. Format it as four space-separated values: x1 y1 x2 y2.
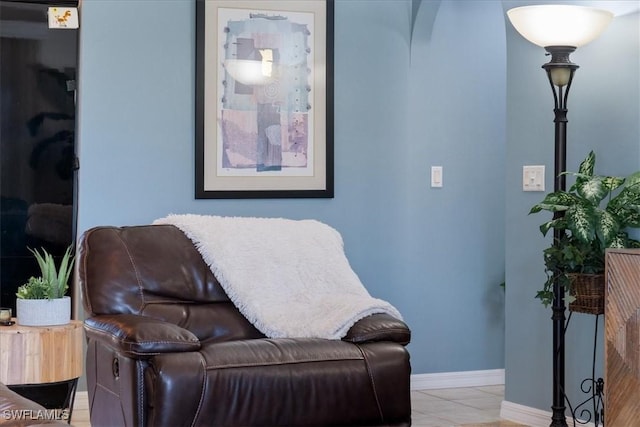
410 0 441 51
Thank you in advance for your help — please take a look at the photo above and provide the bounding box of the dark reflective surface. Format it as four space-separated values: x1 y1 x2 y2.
0 0 78 312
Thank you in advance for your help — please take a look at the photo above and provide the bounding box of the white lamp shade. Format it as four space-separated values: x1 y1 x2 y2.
507 5 613 48
224 59 275 86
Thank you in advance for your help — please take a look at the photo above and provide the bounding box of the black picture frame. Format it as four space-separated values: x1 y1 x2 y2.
195 0 334 199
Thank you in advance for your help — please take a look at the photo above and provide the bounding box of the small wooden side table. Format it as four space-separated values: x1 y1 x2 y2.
0 319 83 422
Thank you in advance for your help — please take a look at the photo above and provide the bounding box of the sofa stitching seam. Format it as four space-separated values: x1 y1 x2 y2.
356 344 385 422
113 230 146 313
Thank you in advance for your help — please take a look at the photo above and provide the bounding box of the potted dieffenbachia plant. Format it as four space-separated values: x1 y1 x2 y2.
530 151 640 312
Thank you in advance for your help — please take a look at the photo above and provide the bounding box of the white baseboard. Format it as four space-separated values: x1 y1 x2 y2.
410 369 505 390
501 400 596 427
500 400 551 427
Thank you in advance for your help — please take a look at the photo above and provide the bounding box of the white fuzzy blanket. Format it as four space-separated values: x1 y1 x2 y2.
153 214 402 339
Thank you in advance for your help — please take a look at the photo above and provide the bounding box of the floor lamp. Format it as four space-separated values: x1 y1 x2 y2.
506 5 613 427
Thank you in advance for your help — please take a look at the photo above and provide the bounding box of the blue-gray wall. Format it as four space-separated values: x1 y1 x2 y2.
77 0 507 380
407 0 507 372
503 0 640 414
77 0 640 416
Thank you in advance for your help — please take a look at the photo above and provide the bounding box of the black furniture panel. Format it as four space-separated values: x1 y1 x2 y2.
0 0 78 312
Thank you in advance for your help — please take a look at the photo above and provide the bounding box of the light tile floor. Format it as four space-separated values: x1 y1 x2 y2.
411 385 517 427
70 385 518 427
69 392 90 427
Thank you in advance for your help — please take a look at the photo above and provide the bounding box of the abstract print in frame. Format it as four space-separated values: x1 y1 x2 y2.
196 0 334 198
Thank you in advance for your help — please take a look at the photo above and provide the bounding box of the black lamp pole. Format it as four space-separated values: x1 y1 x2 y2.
542 45 579 427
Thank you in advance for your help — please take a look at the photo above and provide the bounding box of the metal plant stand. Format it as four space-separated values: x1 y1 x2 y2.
565 312 605 427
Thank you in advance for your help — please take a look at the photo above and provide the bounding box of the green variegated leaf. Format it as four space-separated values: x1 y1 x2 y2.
608 187 633 211
540 220 558 236
566 172 589 192
530 203 569 213
596 209 620 246
617 208 640 228
554 218 569 230
608 233 627 248
540 221 552 236
628 238 640 248
530 192 577 214
539 218 569 236
578 151 596 176
576 176 608 205
566 204 596 243
624 171 640 190
609 186 640 228
602 176 625 192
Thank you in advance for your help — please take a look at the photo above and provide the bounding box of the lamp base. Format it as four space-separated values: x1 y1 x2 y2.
550 406 568 427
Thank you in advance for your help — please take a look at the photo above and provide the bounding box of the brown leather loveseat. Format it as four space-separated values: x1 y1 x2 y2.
79 224 411 426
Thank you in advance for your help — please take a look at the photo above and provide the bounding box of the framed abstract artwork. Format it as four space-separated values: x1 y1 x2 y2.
195 0 334 198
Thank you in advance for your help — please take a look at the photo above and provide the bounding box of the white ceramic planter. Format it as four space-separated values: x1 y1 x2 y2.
16 296 71 326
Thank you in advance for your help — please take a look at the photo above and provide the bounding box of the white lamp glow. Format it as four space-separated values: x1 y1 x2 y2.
224 59 274 86
224 49 276 86
507 5 613 48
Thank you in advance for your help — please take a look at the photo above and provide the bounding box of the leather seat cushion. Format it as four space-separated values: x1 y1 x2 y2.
145 339 410 426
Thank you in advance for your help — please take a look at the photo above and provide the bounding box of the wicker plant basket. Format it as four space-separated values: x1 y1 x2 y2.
568 273 605 315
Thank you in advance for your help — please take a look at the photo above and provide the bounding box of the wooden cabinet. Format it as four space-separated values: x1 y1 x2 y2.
605 249 640 426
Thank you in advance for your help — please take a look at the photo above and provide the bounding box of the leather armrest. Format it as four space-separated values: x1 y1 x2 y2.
84 314 201 357
342 313 411 346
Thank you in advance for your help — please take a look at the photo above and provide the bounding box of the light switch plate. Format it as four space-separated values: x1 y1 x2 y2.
523 165 545 192
431 166 443 188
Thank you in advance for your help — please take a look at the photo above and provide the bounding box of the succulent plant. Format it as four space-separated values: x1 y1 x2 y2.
16 245 74 300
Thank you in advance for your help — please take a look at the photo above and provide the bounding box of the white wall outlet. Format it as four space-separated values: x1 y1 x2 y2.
523 165 545 192
431 166 443 188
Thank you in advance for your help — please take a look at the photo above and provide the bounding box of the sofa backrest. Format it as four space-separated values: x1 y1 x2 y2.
78 225 264 342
